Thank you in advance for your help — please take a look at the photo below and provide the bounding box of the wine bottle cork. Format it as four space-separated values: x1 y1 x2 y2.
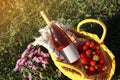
40 10 51 24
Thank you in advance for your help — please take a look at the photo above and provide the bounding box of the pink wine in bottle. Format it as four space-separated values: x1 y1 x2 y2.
49 22 80 66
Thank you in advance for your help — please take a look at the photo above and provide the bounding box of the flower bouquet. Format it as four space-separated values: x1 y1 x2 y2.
14 44 62 80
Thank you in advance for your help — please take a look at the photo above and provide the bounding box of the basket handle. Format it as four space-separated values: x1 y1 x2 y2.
77 18 107 43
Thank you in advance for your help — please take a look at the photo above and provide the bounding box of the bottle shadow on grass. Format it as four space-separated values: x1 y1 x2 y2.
104 14 120 79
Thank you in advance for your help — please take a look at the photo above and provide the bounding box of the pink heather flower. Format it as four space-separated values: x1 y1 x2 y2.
23 73 27 78
25 61 34 68
21 49 29 58
27 43 32 50
39 51 46 57
28 73 32 80
15 58 26 66
32 65 38 70
28 54 33 59
38 56 43 61
37 49 49 58
32 57 38 62
56 69 62 76
41 59 48 64
28 50 35 58
32 57 41 63
43 53 49 58
28 49 35 55
42 63 47 69
39 72 43 79
36 48 49 59
16 59 21 65
37 48 41 54
13 65 19 71
41 52 49 58
19 58 26 65
32 57 42 63
45 53 49 57
34 50 38 54
14 65 24 71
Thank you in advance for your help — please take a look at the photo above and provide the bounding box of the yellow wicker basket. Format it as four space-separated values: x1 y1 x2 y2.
40 10 115 80
49 19 115 80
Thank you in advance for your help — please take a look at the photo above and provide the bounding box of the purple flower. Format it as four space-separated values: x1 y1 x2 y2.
38 57 43 61
41 59 48 64
34 50 38 54
16 59 21 65
28 73 32 80
39 72 43 79
56 69 62 76
32 65 38 70
45 53 49 57
14 58 26 72
23 73 27 78
14 43 51 80
38 51 46 57
19 58 26 65
21 49 29 58
42 63 47 69
27 43 32 50
37 48 41 54
14 65 24 71
28 50 35 58
15 58 26 67
41 52 49 58
13 65 19 71
25 60 34 68
32 57 41 63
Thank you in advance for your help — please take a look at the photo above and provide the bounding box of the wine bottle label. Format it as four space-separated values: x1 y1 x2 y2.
61 43 80 63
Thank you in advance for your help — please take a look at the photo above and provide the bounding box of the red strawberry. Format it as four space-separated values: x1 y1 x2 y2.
83 45 88 51
80 53 86 59
85 40 91 46
99 59 104 64
85 49 92 55
96 64 103 71
95 45 100 50
92 45 97 50
102 66 107 72
96 50 101 54
90 42 95 48
81 58 88 65
90 60 96 66
95 64 102 69
99 53 104 59
89 66 95 72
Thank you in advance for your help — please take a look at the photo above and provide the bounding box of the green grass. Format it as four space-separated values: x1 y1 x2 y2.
0 0 120 80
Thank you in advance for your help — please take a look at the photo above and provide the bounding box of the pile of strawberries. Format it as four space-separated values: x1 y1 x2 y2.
78 39 107 76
